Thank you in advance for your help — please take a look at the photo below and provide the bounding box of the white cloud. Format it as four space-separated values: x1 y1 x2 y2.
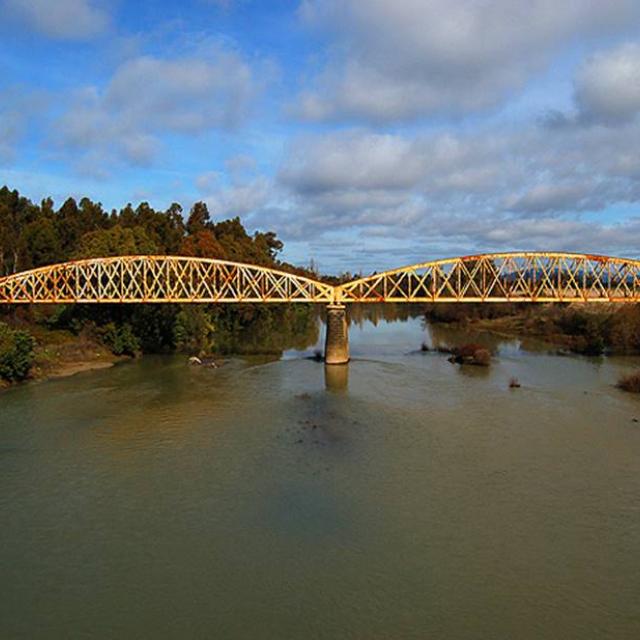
575 42 640 124
280 132 425 192
296 0 640 122
0 106 23 163
278 122 640 214
55 48 258 172
0 87 46 164
196 171 222 193
4 0 109 40
225 154 256 176
230 117 640 269
203 177 273 218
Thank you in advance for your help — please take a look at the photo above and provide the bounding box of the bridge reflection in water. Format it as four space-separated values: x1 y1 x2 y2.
2 252 640 364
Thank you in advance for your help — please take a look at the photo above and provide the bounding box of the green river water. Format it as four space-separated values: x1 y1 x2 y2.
1 310 640 639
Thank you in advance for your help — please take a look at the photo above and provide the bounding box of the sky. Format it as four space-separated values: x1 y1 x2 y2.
2 0 640 273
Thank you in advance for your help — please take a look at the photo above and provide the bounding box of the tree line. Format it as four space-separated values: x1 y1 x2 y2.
0 185 319 381
0 185 298 274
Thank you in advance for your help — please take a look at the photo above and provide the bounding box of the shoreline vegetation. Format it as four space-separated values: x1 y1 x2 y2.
0 322 128 390
423 302 640 392
3 182 640 392
423 302 640 356
0 184 319 388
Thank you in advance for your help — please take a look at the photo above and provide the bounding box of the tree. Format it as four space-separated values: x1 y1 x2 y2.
0 184 320 369
160 203 186 253
56 197 81 254
254 231 283 261
0 322 36 381
186 201 211 235
20 218 62 268
74 225 158 258
41 197 55 218
173 307 215 354
99 323 140 356
212 216 260 263
119 203 137 228
78 197 108 232
131 202 185 254
180 229 226 259
0 186 39 274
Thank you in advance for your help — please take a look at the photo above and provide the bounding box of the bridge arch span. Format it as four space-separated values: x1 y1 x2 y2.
3 251 640 365
336 252 640 303
2 252 640 305
0 255 335 304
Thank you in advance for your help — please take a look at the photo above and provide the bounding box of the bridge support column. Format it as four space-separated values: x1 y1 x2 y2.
324 304 349 365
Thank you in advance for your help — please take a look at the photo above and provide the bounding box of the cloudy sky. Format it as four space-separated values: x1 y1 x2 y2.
2 0 640 272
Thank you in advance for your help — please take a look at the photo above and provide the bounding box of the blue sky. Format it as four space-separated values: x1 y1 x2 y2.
2 0 640 273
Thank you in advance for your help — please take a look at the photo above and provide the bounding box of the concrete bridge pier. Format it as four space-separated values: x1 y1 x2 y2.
324 304 349 365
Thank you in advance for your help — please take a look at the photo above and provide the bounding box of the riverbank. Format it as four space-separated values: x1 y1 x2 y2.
0 302 319 389
424 302 640 355
0 325 128 390
33 331 128 381
457 313 587 352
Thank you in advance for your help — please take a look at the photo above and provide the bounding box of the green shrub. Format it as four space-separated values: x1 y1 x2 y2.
173 307 215 354
555 308 609 354
99 322 140 356
0 322 36 381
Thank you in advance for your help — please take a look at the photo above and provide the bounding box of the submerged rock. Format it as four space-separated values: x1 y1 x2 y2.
188 356 219 368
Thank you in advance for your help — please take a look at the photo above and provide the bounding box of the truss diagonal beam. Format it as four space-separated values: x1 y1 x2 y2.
334 252 640 303
0 256 335 304
2 252 640 305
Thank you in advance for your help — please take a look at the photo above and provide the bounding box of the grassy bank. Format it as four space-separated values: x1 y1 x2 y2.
0 318 128 389
29 325 127 381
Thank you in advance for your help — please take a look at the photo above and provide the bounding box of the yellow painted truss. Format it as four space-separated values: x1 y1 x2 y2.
1 252 640 304
0 256 334 304
336 252 640 303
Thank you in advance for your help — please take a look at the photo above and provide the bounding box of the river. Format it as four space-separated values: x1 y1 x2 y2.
2 308 640 639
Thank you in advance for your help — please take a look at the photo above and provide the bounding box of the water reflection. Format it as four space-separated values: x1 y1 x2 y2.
217 304 321 357
324 364 349 392
3 310 640 640
344 304 553 357
347 302 422 327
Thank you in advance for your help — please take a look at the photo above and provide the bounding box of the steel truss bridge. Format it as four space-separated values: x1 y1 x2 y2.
1 252 640 305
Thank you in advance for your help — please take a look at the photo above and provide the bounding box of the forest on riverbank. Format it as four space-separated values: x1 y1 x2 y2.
0 185 319 384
